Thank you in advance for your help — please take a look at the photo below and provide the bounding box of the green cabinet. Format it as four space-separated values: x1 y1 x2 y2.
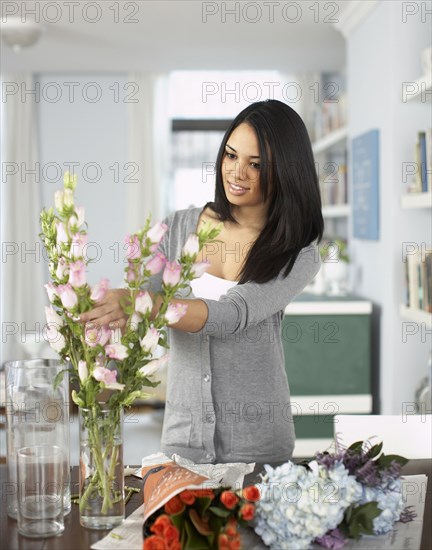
283 293 372 457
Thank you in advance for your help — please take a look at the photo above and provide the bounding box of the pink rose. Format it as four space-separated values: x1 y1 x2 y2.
125 234 141 260
70 233 88 259
191 261 210 278
90 278 110 302
105 343 129 360
139 354 168 377
69 260 86 288
44 282 58 303
85 323 111 347
126 262 138 283
139 327 159 354
92 366 125 390
56 222 69 245
56 257 69 280
145 252 166 275
135 291 153 315
182 234 199 258
165 303 188 324
45 305 63 327
57 284 78 310
163 261 181 287
147 222 168 251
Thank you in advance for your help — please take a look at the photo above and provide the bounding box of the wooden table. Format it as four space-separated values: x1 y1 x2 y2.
1 460 431 549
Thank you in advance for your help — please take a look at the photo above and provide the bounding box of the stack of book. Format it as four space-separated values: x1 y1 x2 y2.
313 93 347 142
408 129 432 193
319 162 348 206
404 249 432 312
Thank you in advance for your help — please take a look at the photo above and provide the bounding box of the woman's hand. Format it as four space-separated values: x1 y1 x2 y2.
79 289 130 331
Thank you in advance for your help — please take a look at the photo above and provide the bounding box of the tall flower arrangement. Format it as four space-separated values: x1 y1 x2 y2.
40 172 220 522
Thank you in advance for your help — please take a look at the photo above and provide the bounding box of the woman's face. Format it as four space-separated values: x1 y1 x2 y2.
221 122 267 209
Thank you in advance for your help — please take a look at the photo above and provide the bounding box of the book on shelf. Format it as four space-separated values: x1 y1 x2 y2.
404 249 432 313
319 161 348 206
408 129 431 193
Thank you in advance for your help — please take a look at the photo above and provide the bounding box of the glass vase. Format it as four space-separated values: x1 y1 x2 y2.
5 359 71 519
78 406 125 530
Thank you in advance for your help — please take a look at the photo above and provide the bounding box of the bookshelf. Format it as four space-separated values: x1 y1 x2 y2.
400 64 432 326
399 305 432 329
322 204 351 218
312 126 348 155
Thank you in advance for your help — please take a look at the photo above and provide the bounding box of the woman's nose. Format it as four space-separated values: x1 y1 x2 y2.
233 160 247 181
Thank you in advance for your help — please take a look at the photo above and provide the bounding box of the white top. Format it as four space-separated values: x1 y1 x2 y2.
190 272 237 301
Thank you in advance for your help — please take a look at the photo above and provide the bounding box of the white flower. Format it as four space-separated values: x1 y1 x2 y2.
139 355 168 378
140 327 159 355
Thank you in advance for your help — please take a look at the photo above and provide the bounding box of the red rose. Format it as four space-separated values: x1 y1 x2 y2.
228 536 241 550
225 518 238 537
167 543 181 550
220 491 239 510
242 485 260 502
239 503 255 521
179 489 196 505
164 495 185 516
144 535 166 550
150 514 172 536
164 524 180 545
218 533 229 550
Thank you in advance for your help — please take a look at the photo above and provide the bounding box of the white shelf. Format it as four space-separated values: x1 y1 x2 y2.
401 192 432 209
403 74 432 102
312 126 348 154
400 305 432 328
322 204 351 218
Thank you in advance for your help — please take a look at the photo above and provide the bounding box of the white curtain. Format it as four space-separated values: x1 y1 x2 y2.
1 74 46 364
126 73 171 232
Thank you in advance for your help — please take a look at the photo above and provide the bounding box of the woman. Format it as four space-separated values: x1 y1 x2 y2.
80 100 323 464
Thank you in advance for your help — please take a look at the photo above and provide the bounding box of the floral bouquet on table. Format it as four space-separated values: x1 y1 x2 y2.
40 172 220 528
254 439 415 550
143 486 260 550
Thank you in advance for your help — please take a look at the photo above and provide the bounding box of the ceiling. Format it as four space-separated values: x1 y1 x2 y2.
1 0 346 73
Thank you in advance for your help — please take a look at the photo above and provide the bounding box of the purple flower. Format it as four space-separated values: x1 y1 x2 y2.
315 528 346 549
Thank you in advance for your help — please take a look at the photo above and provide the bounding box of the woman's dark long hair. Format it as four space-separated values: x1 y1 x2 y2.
206 99 324 284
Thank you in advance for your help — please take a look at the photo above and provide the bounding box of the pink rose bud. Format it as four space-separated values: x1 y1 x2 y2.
125 234 141 260
191 261 210 279
182 234 200 258
129 312 142 331
44 282 58 303
69 260 86 288
70 233 88 259
45 327 66 353
90 278 110 302
165 303 188 324
78 360 88 383
56 222 69 245
147 222 168 251
105 343 129 361
56 257 69 280
139 327 159 354
57 284 78 310
139 354 169 377
145 252 166 275
135 291 153 315
126 263 138 283
92 366 118 385
163 261 182 287
45 305 63 327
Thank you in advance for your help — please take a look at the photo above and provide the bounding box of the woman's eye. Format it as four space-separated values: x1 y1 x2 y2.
251 162 261 170
225 152 236 160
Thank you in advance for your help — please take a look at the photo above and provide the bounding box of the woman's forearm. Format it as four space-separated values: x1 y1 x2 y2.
151 294 209 333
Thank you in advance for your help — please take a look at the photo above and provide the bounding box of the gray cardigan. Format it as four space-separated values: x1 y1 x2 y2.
152 207 321 464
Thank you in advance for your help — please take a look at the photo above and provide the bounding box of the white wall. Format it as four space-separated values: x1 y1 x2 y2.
347 2 431 413
37 74 128 286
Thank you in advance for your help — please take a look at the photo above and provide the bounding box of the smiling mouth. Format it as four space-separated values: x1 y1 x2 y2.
228 182 250 191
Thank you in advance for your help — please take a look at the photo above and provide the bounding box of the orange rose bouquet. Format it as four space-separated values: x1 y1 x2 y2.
143 485 260 550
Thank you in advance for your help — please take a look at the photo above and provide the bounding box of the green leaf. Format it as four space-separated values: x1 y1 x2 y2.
184 517 210 549
208 506 230 518
347 440 364 452
195 496 213 517
367 442 383 459
343 502 382 539
377 454 409 468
